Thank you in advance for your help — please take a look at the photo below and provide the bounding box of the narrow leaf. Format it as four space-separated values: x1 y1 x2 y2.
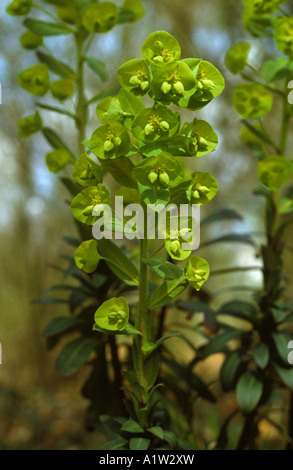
55 337 99 375
84 56 108 81
142 257 184 280
129 437 150 450
24 18 73 36
37 51 75 79
236 371 263 415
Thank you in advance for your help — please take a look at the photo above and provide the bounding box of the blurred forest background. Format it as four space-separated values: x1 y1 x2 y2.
0 0 292 449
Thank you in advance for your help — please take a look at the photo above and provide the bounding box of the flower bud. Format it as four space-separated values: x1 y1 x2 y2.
197 136 209 149
159 171 170 186
83 204 95 216
193 190 200 199
180 227 192 239
148 170 158 184
140 80 149 91
144 123 155 135
160 121 169 132
153 40 164 50
201 78 215 90
173 81 184 94
170 240 181 254
104 140 115 152
161 81 172 94
114 136 122 147
196 79 203 90
198 185 210 194
108 312 118 323
153 55 164 63
130 75 141 87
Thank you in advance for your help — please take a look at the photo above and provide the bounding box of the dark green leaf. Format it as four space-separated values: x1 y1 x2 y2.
273 363 293 389
272 332 293 363
121 419 144 433
201 208 243 225
37 51 75 79
24 18 73 36
42 128 75 159
43 316 86 337
148 426 164 440
148 276 187 310
100 438 127 450
145 350 160 388
142 257 184 280
98 239 139 286
200 329 245 359
201 233 256 248
129 437 150 450
99 157 137 189
236 371 263 415
55 337 99 375
84 57 108 81
253 343 269 369
220 350 243 392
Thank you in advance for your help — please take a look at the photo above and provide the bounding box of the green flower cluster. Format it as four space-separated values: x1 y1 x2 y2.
71 31 224 332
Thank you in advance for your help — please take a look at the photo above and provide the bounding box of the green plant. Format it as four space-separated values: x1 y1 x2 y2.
7 0 147 430
7 0 226 449
69 30 225 449
189 0 293 449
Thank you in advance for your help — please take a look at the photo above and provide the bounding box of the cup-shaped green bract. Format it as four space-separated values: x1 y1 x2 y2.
94 297 129 332
141 30 181 66
45 148 71 173
82 2 118 33
131 104 180 143
161 215 194 261
183 58 225 110
18 64 49 97
96 96 124 125
50 79 75 101
257 155 293 191
71 184 111 225
132 152 184 189
121 0 145 22
180 118 218 157
89 120 131 160
74 239 101 273
20 31 43 50
225 42 251 74
150 61 196 106
6 0 32 15
117 59 151 97
233 83 273 119
274 17 293 57
186 256 210 291
56 4 79 24
186 171 218 205
242 0 279 15
18 111 42 137
72 153 103 187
